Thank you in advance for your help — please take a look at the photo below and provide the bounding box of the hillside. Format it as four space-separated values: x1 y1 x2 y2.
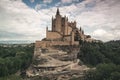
0 40 120 80
26 45 89 80
75 40 120 80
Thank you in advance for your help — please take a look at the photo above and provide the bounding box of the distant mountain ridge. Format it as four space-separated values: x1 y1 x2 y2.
0 40 34 44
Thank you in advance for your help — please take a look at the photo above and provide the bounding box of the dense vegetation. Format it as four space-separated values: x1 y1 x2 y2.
84 63 120 80
76 40 120 80
78 40 120 66
0 44 34 79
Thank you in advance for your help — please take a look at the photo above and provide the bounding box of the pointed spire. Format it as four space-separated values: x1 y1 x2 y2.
56 8 60 15
80 27 81 31
46 26 48 32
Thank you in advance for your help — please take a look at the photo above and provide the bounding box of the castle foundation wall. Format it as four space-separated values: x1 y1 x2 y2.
35 41 79 48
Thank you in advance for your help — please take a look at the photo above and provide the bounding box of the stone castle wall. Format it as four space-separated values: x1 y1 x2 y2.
67 26 72 35
35 41 79 48
46 31 62 40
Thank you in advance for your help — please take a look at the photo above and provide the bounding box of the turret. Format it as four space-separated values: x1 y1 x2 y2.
46 26 48 38
64 15 66 18
55 8 62 32
82 30 84 34
80 27 81 31
46 26 48 32
67 17 68 21
74 20 76 27
56 8 60 16
52 16 54 31
74 20 76 23
52 16 53 20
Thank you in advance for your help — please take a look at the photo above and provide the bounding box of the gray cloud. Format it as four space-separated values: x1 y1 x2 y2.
0 30 25 40
0 0 120 42
30 0 34 3
60 0 120 41
0 0 46 41
43 0 53 3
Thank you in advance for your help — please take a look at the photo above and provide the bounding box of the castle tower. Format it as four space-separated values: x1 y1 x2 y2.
55 8 62 32
64 16 68 35
80 27 81 31
46 26 48 39
52 16 55 31
82 30 84 34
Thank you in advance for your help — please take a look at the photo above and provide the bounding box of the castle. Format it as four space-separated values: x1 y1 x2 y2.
35 8 95 48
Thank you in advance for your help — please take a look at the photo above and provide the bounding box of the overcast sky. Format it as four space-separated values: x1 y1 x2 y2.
0 0 120 42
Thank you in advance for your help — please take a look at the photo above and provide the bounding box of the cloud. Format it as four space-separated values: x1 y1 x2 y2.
61 0 80 4
0 0 120 42
60 0 120 41
0 30 25 39
0 0 47 41
35 4 41 11
30 0 34 3
92 29 115 41
35 4 47 11
93 29 107 37
55 0 80 7
43 0 53 3
61 0 72 3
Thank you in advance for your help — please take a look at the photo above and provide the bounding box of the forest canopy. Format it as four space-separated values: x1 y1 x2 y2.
77 40 120 80
0 44 34 78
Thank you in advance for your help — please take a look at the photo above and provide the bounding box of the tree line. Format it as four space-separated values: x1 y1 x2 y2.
0 44 34 79
75 40 120 80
